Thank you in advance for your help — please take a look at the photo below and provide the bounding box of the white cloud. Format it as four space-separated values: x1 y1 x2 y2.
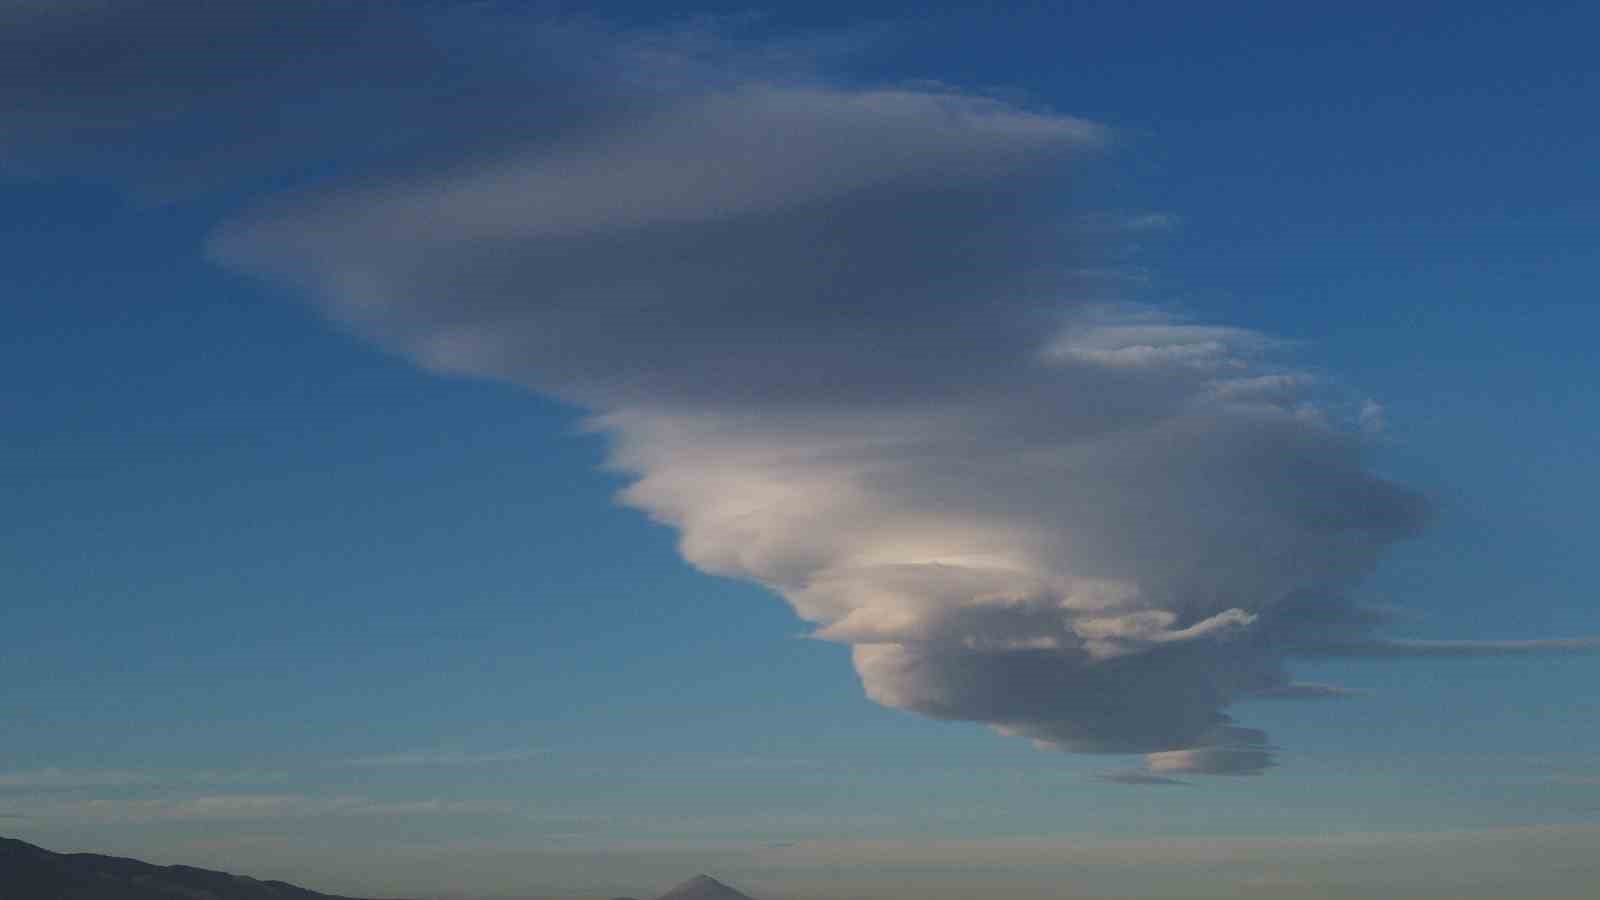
1146 747 1273 777
1359 398 1387 434
1073 211 1182 233
1041 321 1271 371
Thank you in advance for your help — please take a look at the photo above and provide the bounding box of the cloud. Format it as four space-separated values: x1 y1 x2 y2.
341 749 546 768
0 768 157 788
0 1 641 193
1093 771 1189 786
7 4 1591 780
1073 212 1182 233
1299 637 1600 658
1146 747 1273 777
1246 681 1365 700
755 825 1600 867
212 40 1415 776
0 767 288 789
5 793 495 825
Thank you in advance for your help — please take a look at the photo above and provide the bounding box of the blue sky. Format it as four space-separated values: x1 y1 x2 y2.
3 3 1599 898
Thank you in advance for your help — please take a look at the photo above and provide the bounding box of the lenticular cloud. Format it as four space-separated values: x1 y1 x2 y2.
4 1 1589 782
203 22 1587 778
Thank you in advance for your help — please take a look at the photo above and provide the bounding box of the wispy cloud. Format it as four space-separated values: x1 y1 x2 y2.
5 793 500 825
1246 681 1366 701
1302 637 1600 658
1146 736 1275 777
1093 770 1189 786
0 768 287 789
753 825 1600 867
1074 211 1182 233
340 749 546 768
0 768 158 788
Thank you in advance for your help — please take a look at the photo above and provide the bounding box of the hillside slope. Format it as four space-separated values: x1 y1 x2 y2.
0 836 399 900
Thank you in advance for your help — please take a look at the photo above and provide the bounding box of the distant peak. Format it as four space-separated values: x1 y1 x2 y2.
655 873 757 900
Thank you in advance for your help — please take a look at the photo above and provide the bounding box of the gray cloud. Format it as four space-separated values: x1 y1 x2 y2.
8 4 1591 780
0 1 638 192
1246 682 1365 701
213 52 1415 777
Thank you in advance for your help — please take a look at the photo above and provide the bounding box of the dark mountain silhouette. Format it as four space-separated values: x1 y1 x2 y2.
1 835 758 900
0 836 402 900
654 874 759 900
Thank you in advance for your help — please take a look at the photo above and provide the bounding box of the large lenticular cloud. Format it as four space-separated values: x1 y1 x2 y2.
12 2 1588 778
213 44 1437 778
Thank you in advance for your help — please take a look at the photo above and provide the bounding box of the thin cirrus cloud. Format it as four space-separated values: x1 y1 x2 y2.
6 2 1595 781
0 768 291 789
1245 682 1366 701
0 769 159 788
1093 771 1189 787
340 749 547 768
3 793 493 825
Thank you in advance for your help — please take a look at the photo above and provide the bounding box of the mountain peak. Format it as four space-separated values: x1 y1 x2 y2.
655 873 757 900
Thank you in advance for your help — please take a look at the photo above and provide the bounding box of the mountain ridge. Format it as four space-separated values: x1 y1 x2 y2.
0 835 404 900
1 836 761 900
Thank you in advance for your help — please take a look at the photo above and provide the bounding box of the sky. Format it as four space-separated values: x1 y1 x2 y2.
3 2 1599 898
